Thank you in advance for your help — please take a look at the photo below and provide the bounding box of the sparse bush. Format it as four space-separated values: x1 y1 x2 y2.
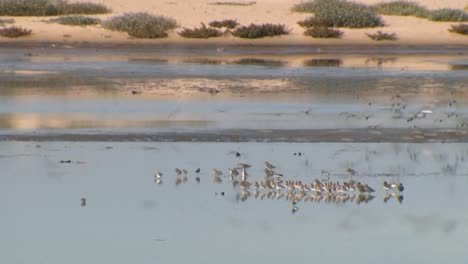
47 15 100 26
0 0 57 16
372 1 428 17
304 59 342 67
230 58 285 67
0 18 15 25
208 1 255 6
297 17 332 28
0 25 32 38
448 23 468 35
209 19 239 29
291 2 316 13
178 23 223 38
312 0 384 28
366 31 397 41
231 23 289 38
102 12 178 38
55 0 111 15
426 8 468 22
0 0 110 16
304 26 343 38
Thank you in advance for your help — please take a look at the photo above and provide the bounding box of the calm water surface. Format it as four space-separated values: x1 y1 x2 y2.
1 142 468 263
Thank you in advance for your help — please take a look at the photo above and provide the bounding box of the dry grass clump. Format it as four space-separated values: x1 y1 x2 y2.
304 26 343 38
448 23 468 35
208 19 239 29
178 23 223 38
0 25 32 38
102 12 177 38
47 15 100 26
231 23 289 38
365 31 398 41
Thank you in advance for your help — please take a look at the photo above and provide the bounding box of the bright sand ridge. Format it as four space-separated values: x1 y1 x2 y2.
0 0 467 46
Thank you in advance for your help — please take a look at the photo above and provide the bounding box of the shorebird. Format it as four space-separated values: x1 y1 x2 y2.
237 162 252 169
195 168 201 174
229 168 239 180
347 168 356 175
383 181 391 191
213 169 222 183
292 206 299 214
154 172 163 179
80 197 87 207
363 184 375 193
264 161 276 170
241 168 248 182
175 168 182 176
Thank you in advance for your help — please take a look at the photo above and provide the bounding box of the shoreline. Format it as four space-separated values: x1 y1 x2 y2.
1 128 467 143
1 41 467 54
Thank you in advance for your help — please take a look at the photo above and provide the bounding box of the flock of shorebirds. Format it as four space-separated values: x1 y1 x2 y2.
154 160 405 213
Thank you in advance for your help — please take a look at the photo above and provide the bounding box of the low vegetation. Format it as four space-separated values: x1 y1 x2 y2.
304 59 342 67
372 1 428 17
208 1 256 6
426 8 468 22
208 19 239 29
304 26 343 38
0 18 15 25
0 0 110 16
365 31 398 41
178 23 223 38
297 17 332 28
55 0 111 15
47 15 100 26
102 12 178 38
0 25 32 38
292 0 384 28
448 23 468 35
231 23 289 38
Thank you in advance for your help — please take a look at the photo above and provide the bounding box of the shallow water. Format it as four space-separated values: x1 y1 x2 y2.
1 141 468 263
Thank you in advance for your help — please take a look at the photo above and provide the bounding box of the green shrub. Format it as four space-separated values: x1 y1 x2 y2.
297 17 332 28
209 19 238 29
102 12 178 38
231 23 289 38
372 1 428 17
304 26 343 38
0 0 57 16
178 23 223 38
448 23 468 35
55 0 111 15
426 8 468 22
366 31 397 41
0 25 32 37
313 0 384 28
47 15 100 26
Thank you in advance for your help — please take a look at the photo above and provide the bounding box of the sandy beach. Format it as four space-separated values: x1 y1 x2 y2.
0 0 467 47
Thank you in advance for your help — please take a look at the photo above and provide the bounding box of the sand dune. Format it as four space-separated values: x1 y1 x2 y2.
0 0 467 46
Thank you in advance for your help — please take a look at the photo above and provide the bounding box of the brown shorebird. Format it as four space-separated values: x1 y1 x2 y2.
264 161 276 170
175 168 182 176
383 181 391 191
237 162 252 169
347 168 356 175
363 184 375 193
